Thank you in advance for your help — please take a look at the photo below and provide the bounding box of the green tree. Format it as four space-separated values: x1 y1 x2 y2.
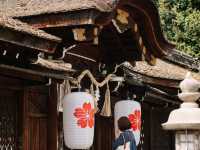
157 0 200 57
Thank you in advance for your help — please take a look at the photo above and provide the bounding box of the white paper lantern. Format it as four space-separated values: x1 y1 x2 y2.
114 100 141 145
63 92 95 149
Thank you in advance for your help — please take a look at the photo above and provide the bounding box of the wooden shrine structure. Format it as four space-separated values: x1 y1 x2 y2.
0 0 199 150
0 15 72 150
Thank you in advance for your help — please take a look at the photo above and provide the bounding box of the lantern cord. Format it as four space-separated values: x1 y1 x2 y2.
71 70 115 87
90 84 100 113
70 62 128 87
113 81 122 93
70 63 127 116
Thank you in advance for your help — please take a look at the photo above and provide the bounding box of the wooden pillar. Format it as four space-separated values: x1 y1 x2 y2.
47 80 58 150
23 89 30 150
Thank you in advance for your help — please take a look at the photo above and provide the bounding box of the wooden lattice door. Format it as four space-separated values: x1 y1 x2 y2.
23 87 48 150
0 77 57 150
0 89 21 150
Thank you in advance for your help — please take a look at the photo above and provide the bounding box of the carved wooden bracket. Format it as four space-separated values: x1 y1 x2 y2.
112 9 131 33
93 27 99 45
116 9 129 24
72 27 100 44
130 23 157 65
72 28 86 41
149 54 157 65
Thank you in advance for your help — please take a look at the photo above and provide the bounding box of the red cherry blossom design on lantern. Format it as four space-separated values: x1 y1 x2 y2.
128 110 141 131
73 102 95 128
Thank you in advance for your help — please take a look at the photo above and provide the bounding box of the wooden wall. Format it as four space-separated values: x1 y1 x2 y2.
141 103 175 150
92 116 114 150
23 86 49 150
0 73 175 150
0 75 58 150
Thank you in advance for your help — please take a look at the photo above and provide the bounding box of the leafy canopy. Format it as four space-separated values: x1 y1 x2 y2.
156 0 200 57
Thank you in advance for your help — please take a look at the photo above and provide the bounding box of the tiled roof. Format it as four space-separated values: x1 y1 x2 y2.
0 15 61 42
129 59 200 81
9 0 117 17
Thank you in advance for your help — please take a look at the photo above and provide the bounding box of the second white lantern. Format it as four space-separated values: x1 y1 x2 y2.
114 100 141 145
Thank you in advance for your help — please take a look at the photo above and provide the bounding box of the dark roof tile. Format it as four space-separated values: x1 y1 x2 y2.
10 0 117 17
129 59 200 81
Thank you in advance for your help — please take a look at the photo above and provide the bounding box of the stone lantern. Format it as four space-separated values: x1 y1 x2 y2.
162 72 200 150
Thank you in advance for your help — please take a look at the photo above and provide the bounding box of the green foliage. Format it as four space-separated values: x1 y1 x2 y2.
157 0 200 57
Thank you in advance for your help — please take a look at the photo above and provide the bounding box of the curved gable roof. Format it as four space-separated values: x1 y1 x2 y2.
9 0 117 17
5 0 175 64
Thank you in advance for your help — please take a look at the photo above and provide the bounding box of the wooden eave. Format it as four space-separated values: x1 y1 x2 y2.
0 17 61 53
164 50 200 71
0 27 60 53
125 69 180 88
122 49 200 89
144 91 180 106
116 0 175 57
13 0 175 64
17 9 102 29
0 63 72 82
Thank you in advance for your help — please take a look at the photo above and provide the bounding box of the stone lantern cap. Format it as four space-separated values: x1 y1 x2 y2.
162 72 200 130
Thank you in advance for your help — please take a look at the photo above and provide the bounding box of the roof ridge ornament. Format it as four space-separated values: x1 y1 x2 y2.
179 71 200 102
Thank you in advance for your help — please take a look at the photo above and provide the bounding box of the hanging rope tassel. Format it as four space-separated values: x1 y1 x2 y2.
66 80 71 94
100 83 112 117
90 83 95 96
58 80 71 112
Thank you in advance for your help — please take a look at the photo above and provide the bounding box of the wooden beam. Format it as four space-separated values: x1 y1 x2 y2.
72 26 100 43
117 0 175 57
112 9 130 33
0 75 24 90
0 64 45 82
63 43 101 63
125 71 180 88
164 50 199 71
23 89 30 150
47 80 58 150
0 28 58 53
110 6 158 65
73 28 87 41
18 10 100 29
130 21 157 64
0 64 72 82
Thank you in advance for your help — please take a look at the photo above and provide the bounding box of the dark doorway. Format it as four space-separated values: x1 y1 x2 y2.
0 89 22 149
